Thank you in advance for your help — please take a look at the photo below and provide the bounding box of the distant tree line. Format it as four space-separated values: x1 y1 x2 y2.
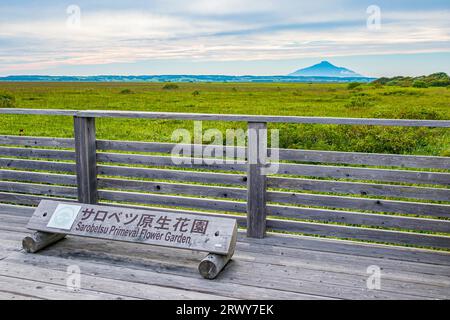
373 72 450 88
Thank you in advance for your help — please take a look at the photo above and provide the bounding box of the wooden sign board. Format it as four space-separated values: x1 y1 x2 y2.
26 200 237 255
24 200 238 279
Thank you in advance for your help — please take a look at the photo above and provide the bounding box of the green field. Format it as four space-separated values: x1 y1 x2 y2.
0 82 449 156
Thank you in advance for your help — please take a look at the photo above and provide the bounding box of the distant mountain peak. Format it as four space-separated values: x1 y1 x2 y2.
289 61 364 78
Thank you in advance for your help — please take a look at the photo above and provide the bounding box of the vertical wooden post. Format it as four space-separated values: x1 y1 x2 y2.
74 116 98 204
246 122 267 238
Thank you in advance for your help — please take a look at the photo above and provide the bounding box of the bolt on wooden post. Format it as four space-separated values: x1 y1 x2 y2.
246 122 268 238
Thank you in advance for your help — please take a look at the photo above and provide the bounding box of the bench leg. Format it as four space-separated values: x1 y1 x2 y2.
22 231 66 253
198 253 232 279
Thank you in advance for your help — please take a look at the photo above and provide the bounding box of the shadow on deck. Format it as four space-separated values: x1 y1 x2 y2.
1 207 449 300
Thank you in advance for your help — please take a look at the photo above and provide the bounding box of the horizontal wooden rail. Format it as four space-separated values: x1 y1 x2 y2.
0 136 74 148
0 158 76 173
98 165 246 185
0 169 77 186
98 178 247 200
277 149 450 170
79 111 450 127
0 147 75 161
277 163 450 186
97 139 450 170
97 140 246 159
0 203 35 216
268 177 450 202
265 218 450 249
267 191 450 218
99 190 247 213
97 152 247 172
0 191 76 206
1 109 450 127
266 205 450 233
0 109 77 116
0 181 77 199
95 201 450 235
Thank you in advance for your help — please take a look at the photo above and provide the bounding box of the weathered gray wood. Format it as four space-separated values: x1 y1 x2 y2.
250 233 450 266
1 209 449 300
0 169 77 186
268 176 450 202
97 140 247 159
0 213 30 226
0 291 42 300
107 203 246 231
97 139 450 171
199 253 232 279
0 146 75 160
235 236 450 278
4 250 330 300
266 205 450 233
0 221 29 234
0 158 75 172
26 200 238 256
4 205 449 270
96 140 450 170
0 260 230 300
90 137 450 171
2 108 450 127
75 110 450 127
277 149 450 169
277 163 450 185
95 139 450 169
267 191 450 218
0 135 74 148
1 111 449 253
199 221 238 279
246 122 268 238
98 178 247 200
99 189 247 213
13 234 447 300
22 231 66 253
0 274 130 300
0 181 77 198
93 201 248 229
266 218 450 249
0 203 35 217
0 109 77 116
74 116 98 204
97 140 181 153
0 191 75 206
97 152 246 172
98 164 246 186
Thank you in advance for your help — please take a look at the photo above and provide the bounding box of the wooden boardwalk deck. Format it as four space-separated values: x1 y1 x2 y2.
0 205 449 300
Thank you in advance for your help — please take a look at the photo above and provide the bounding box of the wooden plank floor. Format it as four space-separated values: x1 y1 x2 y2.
0 206 449 300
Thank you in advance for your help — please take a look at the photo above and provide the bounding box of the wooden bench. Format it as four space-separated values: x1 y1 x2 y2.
23 200 237 279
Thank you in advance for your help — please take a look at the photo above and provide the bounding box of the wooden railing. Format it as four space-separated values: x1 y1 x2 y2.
0 109 449 250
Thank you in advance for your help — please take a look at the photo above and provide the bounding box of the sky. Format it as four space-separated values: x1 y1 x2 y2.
0 0 449 77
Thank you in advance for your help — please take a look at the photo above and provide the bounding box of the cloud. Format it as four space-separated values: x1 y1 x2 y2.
0 1 449 73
